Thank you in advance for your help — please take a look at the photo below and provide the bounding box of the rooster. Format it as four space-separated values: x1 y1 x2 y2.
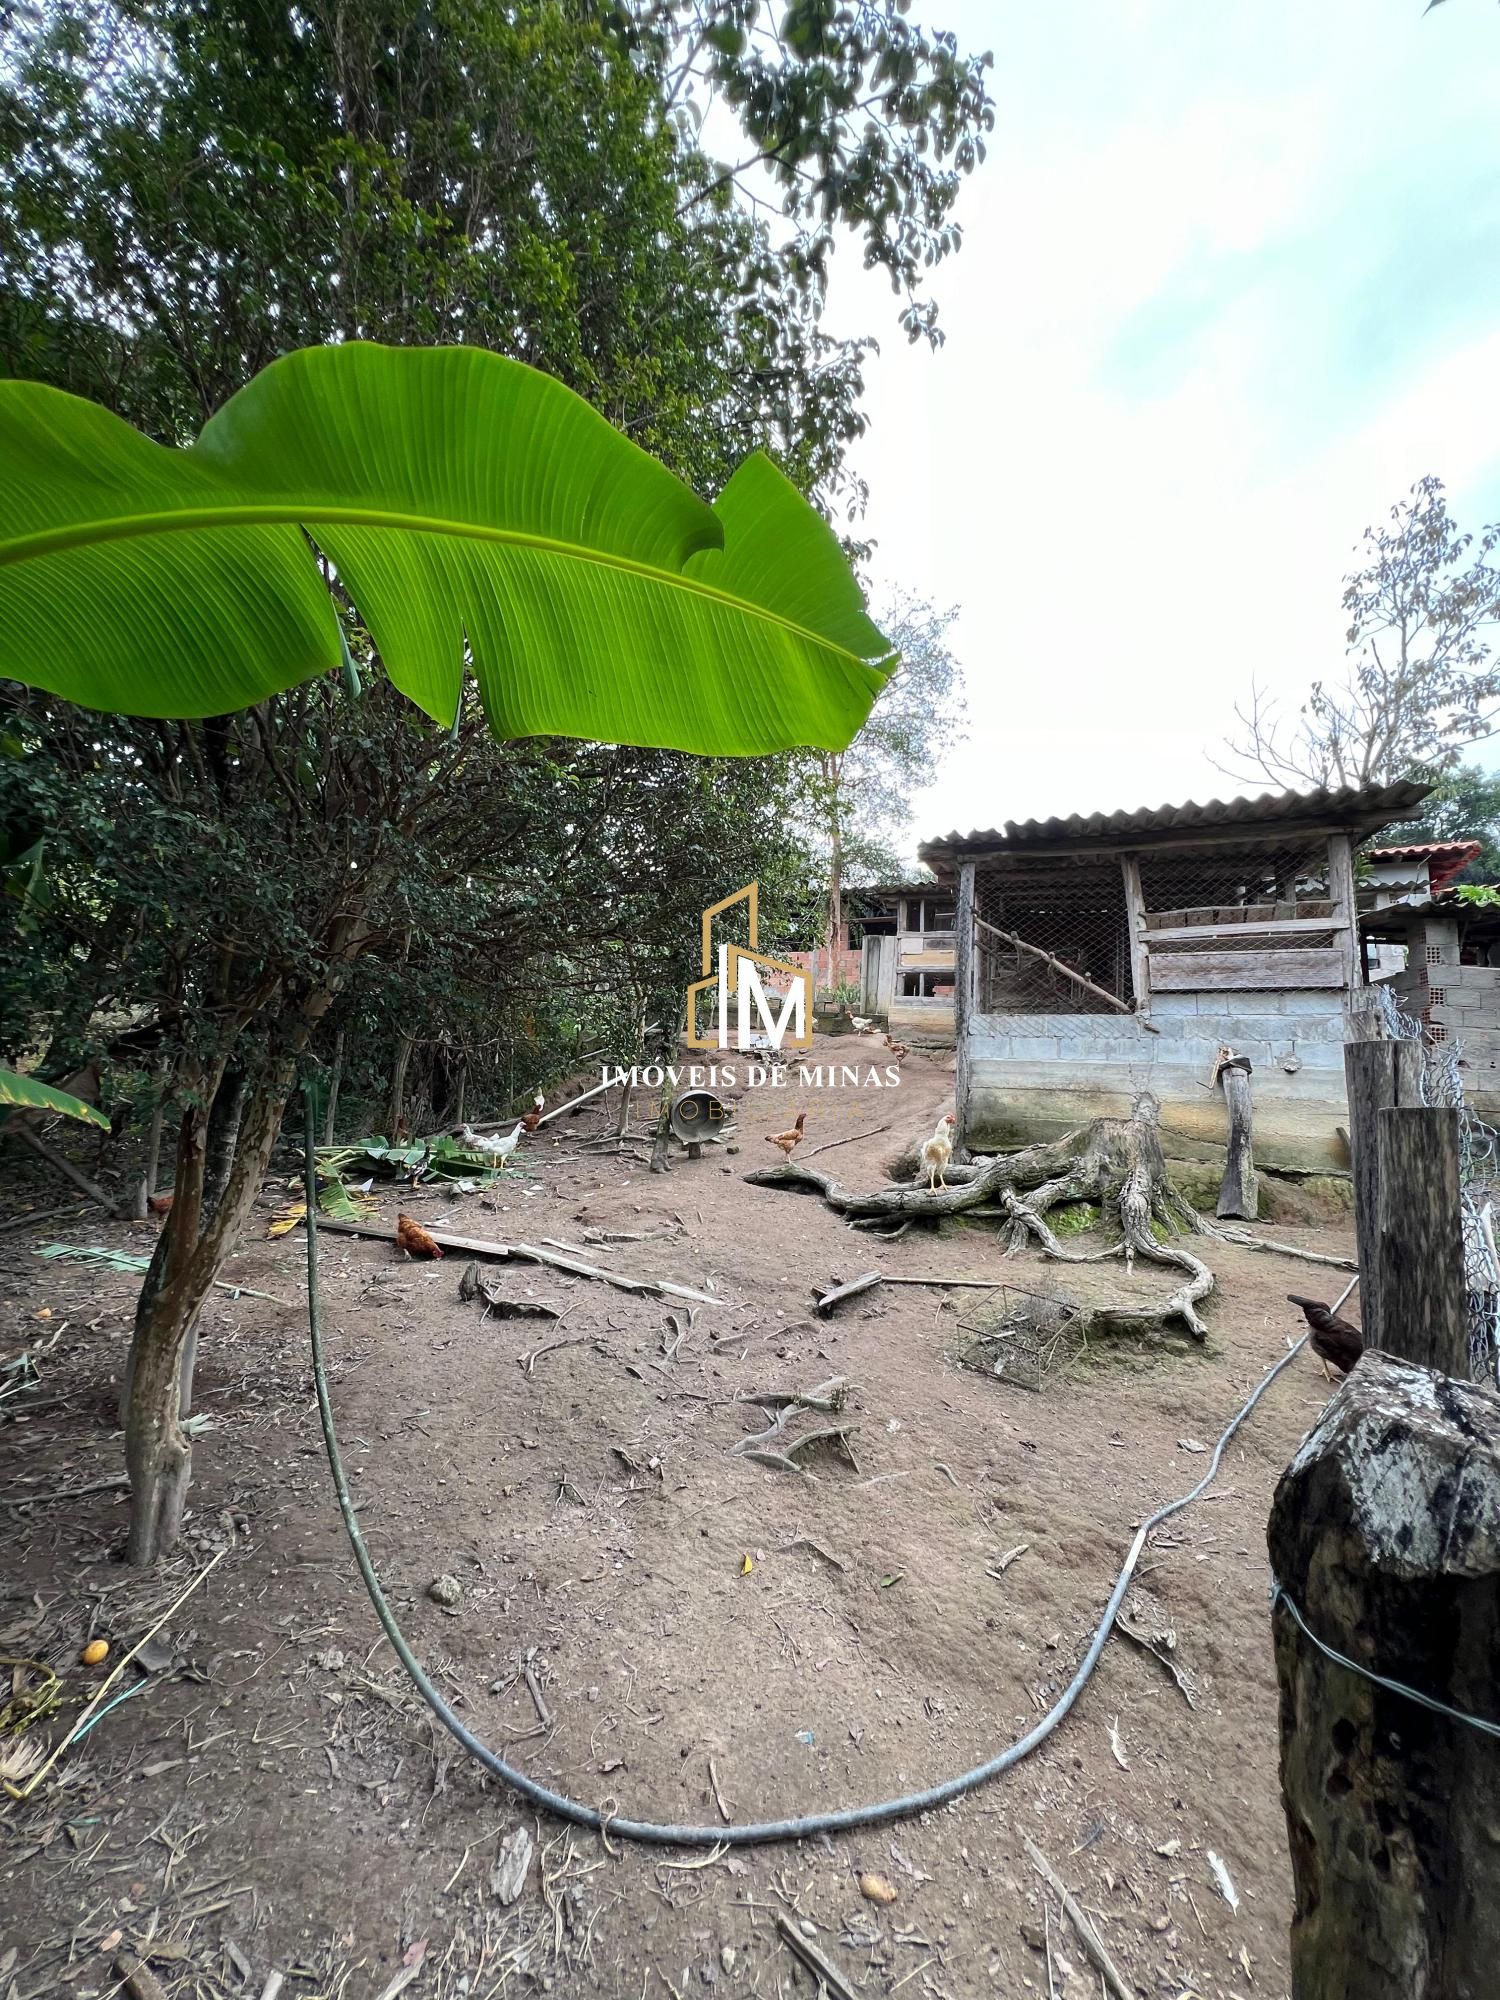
520 1091 546 1134
885 1037 909 1063
765 1111 807 1160
396 1211 443 1260
147 1193 174 1216
921 1112 957 1192
1287 1294 1363 1384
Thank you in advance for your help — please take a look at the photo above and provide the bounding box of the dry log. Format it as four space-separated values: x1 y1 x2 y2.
1269 1353 1500 1998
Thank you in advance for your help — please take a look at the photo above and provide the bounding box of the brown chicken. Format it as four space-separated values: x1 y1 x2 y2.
520 1091 546 1134
1288 1294 1363 1383
765 1111 807 1160
396 1211 444 1260
147 1193 174 1216
884 1038 909 1063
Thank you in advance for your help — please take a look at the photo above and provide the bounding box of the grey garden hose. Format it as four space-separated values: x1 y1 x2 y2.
302 1085 1311 1847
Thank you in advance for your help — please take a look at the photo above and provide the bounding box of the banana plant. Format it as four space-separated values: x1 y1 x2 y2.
0 342 894 752
0 1067 109 1128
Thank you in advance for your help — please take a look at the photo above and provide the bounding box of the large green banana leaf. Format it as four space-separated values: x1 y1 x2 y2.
0 1066 109 1128
0 344 894 753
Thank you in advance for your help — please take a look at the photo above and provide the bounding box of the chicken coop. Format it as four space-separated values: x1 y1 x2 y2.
919 781 1429 1172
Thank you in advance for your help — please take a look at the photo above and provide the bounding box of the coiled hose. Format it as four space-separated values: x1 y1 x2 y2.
303 1086 1312 1847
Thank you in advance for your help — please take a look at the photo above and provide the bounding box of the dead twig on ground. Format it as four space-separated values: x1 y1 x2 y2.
0 1474 130 1511
1116 1616 1197 1708
522 1652 552 1728
773 1913 860 2000
800 1121 894 1161
7 1545 229 1800
1022 1836 1132 2000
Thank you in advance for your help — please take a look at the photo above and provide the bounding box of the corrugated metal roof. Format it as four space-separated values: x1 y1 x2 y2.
919 779 1432 866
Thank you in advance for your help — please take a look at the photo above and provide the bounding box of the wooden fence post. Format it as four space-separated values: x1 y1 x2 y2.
1215 1052 1257 1220
954 859 976 1154
1344 1039 1426 1352
1376 1105 1469 1375
1269 1353 1500 1998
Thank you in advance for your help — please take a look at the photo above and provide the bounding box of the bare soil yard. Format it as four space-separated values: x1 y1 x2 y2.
1 1041 1347 2000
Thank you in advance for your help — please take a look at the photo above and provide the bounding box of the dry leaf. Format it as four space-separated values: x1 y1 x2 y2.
859 1872 898 1905
1108 1716 1129 1770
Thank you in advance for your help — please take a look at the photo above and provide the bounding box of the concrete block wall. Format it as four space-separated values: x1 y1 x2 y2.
964 989 1351 1170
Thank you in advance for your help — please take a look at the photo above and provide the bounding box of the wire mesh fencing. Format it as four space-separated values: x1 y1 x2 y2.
1136 838 1339 955
1372 980 1500 1384
973 861 1134 1016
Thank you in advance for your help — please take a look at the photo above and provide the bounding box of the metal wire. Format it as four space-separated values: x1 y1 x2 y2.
1270 1579 1500 1741
301 1084 1315 1848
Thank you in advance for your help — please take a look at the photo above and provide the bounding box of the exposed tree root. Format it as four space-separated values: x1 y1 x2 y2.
747 1094 1218 1340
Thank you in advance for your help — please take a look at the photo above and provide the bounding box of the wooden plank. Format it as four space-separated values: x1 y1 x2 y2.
954 859 976 1145
1143 917 1349 945
1119 853 1151 1016
899 948 957 970
1327 830 1361 997
1344 1040 1425 1352
1149 947 1345 990
812 1270 884 1316
309 1215 724 1304
1376 1105 1468 1373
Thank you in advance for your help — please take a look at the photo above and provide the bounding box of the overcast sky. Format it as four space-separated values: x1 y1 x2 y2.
818 0 1500 851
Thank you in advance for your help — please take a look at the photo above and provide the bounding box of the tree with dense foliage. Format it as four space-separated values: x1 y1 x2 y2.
0 0 991 1559
1374 762 1500 881
805 594 965 985
1222 477 1500 791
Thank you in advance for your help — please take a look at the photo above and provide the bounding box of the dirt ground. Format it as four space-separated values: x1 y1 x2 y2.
0 1040 1355 2000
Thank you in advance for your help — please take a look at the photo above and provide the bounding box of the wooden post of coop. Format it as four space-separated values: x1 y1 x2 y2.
1376 1105 1468 1376
1268 1351 1500 1999
1215 1052 1257 1220
1343 1039 1425 1353
953 859 976 1156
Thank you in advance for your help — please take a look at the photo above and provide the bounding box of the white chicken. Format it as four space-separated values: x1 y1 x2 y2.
460 1119 524 1163
921 1112 957 1192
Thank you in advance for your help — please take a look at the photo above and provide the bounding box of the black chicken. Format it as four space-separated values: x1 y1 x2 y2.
1287 1294 1364 1383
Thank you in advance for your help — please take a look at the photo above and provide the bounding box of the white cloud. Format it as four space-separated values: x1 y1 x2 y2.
818 0 1500 851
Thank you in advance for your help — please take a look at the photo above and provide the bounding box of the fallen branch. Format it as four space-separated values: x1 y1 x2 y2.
518 1336 589 1375
311 1215 723 1305
0 1474 130 1511
1210 1225 1357 1270
1023 1836 1133 2000
800 1120 894 1161
6 1120 118 1212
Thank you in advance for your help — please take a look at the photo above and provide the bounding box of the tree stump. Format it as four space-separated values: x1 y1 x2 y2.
1215 1051 1257 1219
1268 1352 1500 1998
